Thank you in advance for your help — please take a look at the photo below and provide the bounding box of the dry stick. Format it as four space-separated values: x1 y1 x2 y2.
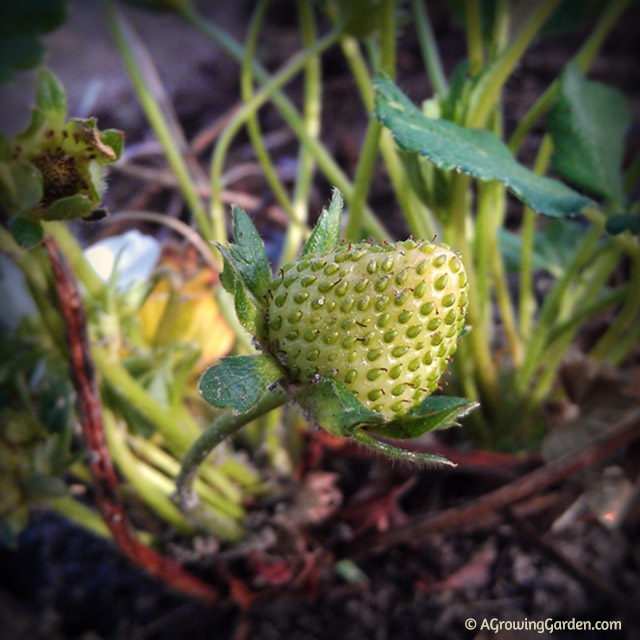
341 407 640 558
44 236 218 605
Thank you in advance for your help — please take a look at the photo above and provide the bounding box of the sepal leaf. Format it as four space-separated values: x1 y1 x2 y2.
291 378 386 436
228 206 272 301
367 396 479 440
301 189 343 257
199 354 285 414
42 194 93 221
214 242 266 341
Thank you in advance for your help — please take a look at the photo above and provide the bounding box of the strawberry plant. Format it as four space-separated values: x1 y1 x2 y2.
1 0 638 604
175 190 476 507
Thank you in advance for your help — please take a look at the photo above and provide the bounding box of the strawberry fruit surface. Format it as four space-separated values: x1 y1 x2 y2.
267 239 469 418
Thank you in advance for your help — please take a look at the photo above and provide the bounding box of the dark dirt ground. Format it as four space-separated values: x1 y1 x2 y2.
1 1 640 639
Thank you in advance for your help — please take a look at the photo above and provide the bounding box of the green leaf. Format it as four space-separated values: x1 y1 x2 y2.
541 0 610 37
0 505 29 548
0 36 45 74
0 0 68 36
9 215 44 248
368 396 478 439
22 473 67 500
548 64 630 205
0 0 68 82
374 75 592 218
606 213 640 236
301 189 343 257
42 194 93 221
118 0 193 12
229 206 272 300
0 133 11 160
35 67 67 127
444 0 497 51
500 219 587 278
441 59 471 123
199 354 285 413
0 162 43 214
12 163 43 210
291 378 385 437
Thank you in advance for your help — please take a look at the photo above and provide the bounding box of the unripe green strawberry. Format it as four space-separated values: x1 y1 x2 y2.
266 239 468 418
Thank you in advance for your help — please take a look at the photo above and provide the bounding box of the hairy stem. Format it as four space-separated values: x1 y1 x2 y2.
175 389 288 520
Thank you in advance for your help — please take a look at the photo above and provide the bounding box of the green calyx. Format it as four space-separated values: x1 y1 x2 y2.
203 190 477 464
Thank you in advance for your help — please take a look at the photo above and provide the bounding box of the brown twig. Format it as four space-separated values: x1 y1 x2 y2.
44 236 218 604
340 407 640 558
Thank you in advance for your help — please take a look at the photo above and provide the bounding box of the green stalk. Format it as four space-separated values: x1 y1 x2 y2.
623 147 640 194
51 492 152 545
182 6 388 241
508 0 631 153
527 331 574 406
490 209 523 365
488 0 510 60
468 0 561 128
93 348 196 451
279 0 321 267
410 0 448 99
526 244 622 406
175 389 287 524
102 1 210 239
0 227 66 352
478 107 522 365
343 0 396 241
127 432 244 519
464 0 485 77
103 408 197 536
241 0 295 220
516 223 602 392
44 223 105 300
339 34 437 240
344 118 383 241
49 495 111 539
518 136 554 340
589 246 640 363
528 241 622 400
209 26 342 247
473 180 497 331
546 285 628 345
96 348 245 504
447 173 501 409
608 313 640 366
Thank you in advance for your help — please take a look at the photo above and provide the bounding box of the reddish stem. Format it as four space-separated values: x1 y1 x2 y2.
44 237 218 604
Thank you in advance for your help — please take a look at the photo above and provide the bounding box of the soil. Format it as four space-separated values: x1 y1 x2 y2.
1 1 640 639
